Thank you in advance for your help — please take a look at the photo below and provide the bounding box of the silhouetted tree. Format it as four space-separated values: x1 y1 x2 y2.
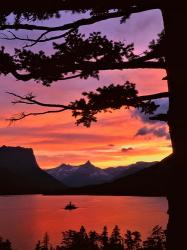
35 226 168 250
42 233 50 250
100 226 110 250
59 226 92 250
35 233 54 250
35 240 42 250
109 225 124 250
143 226 166 250
0 237 13 250
60 230 78 249
0 2 186 249
124 230 142 250
88 231 100 250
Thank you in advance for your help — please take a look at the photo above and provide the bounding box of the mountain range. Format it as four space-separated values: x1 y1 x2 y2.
46 160 157 187
63 155 171 196
0 145 169 196
0 146 65 194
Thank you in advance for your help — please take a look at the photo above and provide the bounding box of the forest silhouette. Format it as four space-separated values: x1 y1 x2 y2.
0 225 166 250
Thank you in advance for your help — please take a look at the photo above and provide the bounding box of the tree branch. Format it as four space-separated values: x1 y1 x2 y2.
6 86 168 126
10 71 82 82
52 0 160 12
7 90 168 109
76 61 165 70
0 30 75 47
6 92 71 109
0 0 160 18
24 28 76 47
10 60 165 82
0 0 160 42
0 11 125 32
138 92 168 101
150 113 168 122
7 109 67 124
1 29 165 83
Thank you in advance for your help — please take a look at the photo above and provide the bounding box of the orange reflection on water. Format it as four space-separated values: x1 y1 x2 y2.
0 195 168 250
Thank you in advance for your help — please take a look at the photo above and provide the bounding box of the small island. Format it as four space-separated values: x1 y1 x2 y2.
64 202 78 210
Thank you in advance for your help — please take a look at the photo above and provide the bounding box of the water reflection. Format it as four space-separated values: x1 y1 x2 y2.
0 195 168 250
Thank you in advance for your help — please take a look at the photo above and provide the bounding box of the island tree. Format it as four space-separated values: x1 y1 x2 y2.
0 1 186 249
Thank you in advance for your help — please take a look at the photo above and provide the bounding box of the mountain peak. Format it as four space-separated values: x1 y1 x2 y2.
85 160 92 165
46 159 157 188
80 160 95 168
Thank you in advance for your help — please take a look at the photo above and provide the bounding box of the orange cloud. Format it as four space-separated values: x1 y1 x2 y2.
0 10 169 169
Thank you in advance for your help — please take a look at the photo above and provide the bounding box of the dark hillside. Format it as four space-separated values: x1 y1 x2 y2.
0 146 65 194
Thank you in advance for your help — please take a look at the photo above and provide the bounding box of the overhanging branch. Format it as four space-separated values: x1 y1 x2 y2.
6 87 168 125
1 28 76 48
10 60 165 82
7 92 71 109
0 11 125 32
0 0 160 15
7 109 67 124
0 0 160 32
139 92 168 101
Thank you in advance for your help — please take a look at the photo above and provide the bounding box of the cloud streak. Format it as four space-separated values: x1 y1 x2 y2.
135 126 170 139
121 147 134 153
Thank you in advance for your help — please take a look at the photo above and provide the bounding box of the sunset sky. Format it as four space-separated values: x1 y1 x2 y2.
0 9 171 168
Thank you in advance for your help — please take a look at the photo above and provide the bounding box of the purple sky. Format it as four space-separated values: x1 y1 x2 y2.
0 9 171 168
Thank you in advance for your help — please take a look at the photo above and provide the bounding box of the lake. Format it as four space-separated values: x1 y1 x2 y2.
0 195 168 250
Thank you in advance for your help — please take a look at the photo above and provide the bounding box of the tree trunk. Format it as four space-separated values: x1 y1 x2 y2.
161 3 187 249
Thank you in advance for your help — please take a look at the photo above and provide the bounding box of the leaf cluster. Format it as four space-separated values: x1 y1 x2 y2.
0 31 137 85
71 82 159 127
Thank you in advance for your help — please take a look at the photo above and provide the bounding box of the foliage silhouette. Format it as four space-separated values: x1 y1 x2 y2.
33 225 166 250
0 237 13 250
124 230 142 250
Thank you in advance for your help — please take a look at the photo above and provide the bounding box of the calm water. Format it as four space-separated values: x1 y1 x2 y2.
0 195 168 250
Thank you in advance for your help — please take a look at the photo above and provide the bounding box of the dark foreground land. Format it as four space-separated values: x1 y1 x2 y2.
0 225 166 250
